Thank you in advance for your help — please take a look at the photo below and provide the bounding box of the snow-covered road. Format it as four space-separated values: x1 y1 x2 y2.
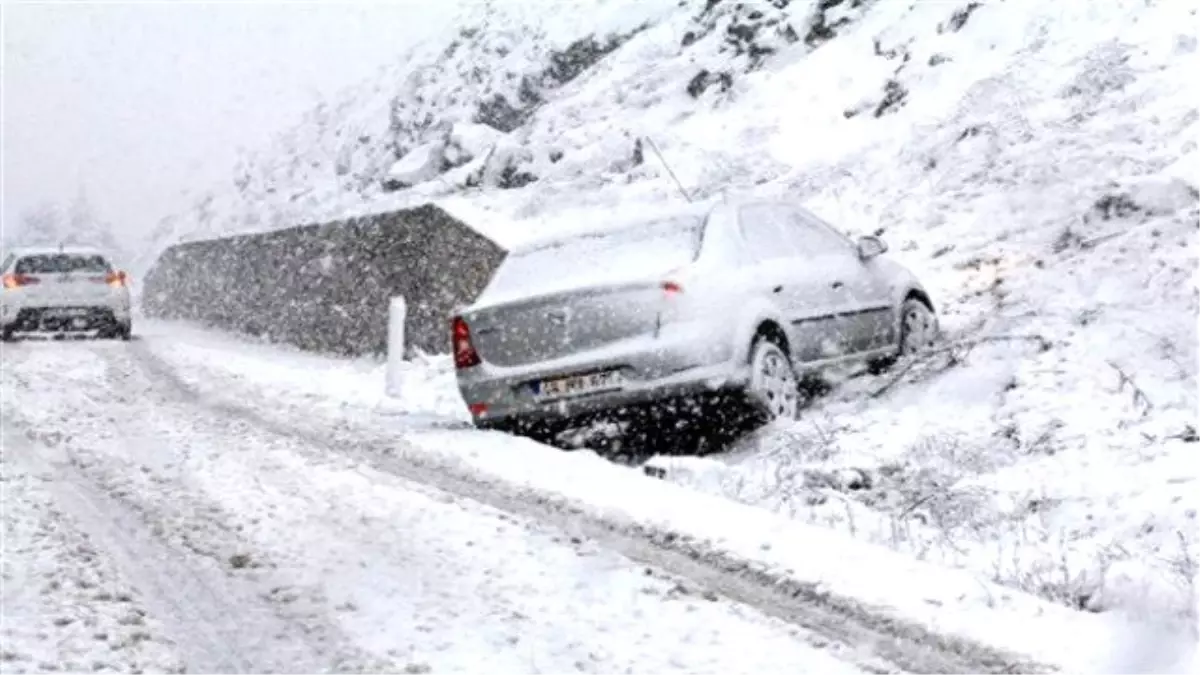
7 326 1182 673
2 336 897 674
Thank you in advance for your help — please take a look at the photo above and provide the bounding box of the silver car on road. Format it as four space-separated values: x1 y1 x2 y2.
452 199 938 440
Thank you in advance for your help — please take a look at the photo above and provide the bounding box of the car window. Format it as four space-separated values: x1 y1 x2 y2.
738 204 796 261
784 211 854 257
15 254 112 274
482 216 704 299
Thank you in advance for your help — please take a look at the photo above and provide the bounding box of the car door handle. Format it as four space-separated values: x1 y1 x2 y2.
831 281 845 290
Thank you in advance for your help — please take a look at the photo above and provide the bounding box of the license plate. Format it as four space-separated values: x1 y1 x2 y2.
534 370 624 401
47 308 88 318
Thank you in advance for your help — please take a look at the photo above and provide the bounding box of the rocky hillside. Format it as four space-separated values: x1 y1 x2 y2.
146 0 1197 249
142 0 901 257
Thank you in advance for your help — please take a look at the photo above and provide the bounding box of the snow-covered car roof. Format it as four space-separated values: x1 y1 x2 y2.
509 199 720 254
3 245 112 258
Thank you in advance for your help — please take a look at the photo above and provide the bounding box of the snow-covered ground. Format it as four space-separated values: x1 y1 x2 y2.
123 320 1195 672
1 429 183 674
4 337 948 674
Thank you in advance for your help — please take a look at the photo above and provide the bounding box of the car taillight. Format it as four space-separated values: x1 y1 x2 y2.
106 270 128 288
451 316 482 369
2 273 38 289
662 280 683 296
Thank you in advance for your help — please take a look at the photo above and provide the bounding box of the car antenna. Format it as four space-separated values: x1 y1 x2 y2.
642 135 693 204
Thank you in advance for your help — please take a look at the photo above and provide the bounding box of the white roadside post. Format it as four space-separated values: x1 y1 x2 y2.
386 297 407 397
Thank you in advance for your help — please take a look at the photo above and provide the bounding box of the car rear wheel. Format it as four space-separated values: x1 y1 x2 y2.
745 337 800 422
99 320 132 341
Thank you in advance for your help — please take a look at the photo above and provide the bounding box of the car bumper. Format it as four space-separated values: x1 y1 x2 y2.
3 306 128 334
456 328 750 427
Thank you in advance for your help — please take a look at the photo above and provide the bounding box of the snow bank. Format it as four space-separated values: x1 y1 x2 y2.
400 428 1200 674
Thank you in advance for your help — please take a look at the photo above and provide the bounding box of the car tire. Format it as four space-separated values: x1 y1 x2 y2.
865 355 896 375
897 297 938 355
744 336 801 423
625 405 709 457
101 321 131 341
868 296 938 373
1 326 14 343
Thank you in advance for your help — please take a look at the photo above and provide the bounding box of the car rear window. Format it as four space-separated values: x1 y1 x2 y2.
484 216 704 299
15 254 111 274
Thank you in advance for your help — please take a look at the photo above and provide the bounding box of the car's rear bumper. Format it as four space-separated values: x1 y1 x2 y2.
475 365 752 433
3 306 128 334
456 326 750 428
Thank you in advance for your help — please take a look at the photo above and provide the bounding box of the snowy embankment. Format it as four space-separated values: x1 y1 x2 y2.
139 321 1196 672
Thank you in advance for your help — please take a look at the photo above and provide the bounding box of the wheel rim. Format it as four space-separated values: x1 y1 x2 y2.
754 347 799 420
901 303 937 354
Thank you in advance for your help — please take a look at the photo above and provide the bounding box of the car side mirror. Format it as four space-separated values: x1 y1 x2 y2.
856 235 887 260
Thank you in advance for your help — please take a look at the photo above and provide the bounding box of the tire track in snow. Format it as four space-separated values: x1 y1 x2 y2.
1 343 383 674
127 340 1056 674
4 427 261 674
2 431 184 674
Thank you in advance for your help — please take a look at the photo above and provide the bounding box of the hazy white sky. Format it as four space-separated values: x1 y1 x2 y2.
2 1 461 248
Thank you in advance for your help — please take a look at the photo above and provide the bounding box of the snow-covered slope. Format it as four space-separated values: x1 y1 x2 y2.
138 0 678 264
147 0 1198 634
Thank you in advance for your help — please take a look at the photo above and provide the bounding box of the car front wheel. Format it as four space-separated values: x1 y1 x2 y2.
868 297 939 374
898 297 938 355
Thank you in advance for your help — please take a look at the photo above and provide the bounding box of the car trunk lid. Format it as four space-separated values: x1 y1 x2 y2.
461 214 705 368
8 253 116 306
464 282 666 368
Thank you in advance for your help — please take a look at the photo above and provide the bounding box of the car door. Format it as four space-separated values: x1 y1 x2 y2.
731 202 798 303
788 210 896 354
736 203 848 364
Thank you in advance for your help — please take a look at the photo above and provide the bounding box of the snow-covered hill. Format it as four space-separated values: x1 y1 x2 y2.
148 0 1198 634
138 0 898 259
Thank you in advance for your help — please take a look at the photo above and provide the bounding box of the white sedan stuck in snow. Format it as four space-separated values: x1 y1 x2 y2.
0 247 133 341
452 199 939 446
